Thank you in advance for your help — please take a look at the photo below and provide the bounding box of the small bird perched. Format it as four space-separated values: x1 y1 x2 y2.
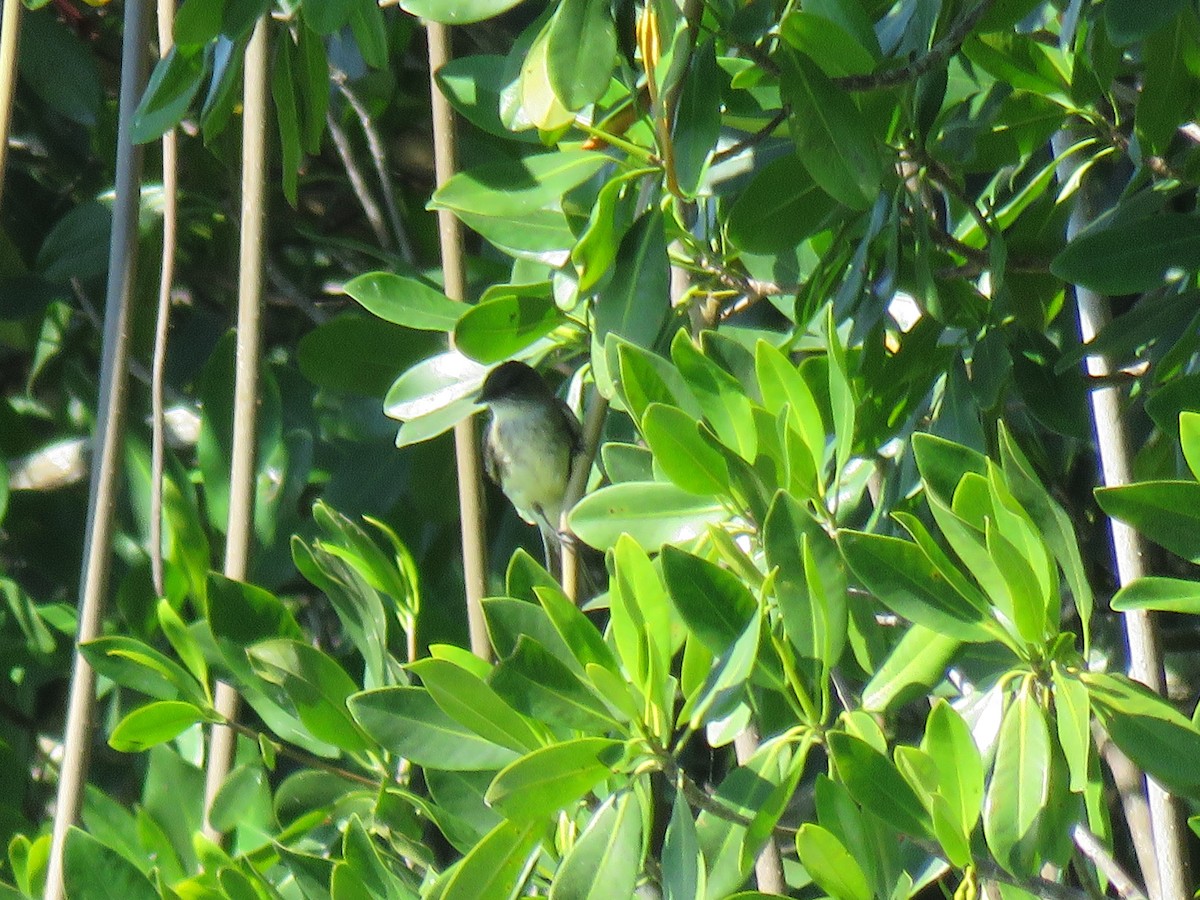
477 361 587 583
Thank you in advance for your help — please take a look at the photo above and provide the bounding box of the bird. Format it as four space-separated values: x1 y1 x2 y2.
477 361 602 593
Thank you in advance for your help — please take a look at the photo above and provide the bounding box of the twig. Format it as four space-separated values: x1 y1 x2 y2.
560 391 608 603
149 0 179 600
0 0 23 210
44 0 151 894
711 108 788 166
834 0 997 92
1054 125 1190 900
1073 824 1149 900
332 69 415 264
224 720 379 788
326 108 393 250
426 20 491 662
203 16 270 842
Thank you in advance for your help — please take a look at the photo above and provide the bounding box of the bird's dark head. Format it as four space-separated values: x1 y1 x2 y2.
478 361 550 404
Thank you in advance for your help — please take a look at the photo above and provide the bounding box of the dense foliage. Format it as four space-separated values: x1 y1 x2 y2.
2 0 1200 897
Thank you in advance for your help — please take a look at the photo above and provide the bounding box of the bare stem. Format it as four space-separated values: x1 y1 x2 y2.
426 20 491 661
0 0 23 210
203 17 270 841
44 0 151 893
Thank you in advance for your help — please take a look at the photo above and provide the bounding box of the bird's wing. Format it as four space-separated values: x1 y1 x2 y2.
481 418 502 486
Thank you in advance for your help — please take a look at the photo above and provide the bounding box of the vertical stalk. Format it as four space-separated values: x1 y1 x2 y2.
425 22 490 660
43 0 151 894
203 17 269 839
1052 130 1190 900
0 0 22 208
149 0 179 598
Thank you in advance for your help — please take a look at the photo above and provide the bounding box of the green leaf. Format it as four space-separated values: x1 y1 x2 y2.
437 55 540 141
617 342 701 423
861 626 960 713
399 0 526 24
672 330 757 461
984 686 1051 876
1112 576 1200 613
827 732 933 839
642 403 729 495
1096 480 1200 563
343 273 464 331
1051 666 1091 794
781 50 882 210
839 531 995 641
594 209 670 349
109 701 207 753
920 700 983 834
490 636 620 733
755 341 825 474
19 9 102 127
431 150 608 217
536 585 622 677
442 819 541 900
272 32 302 206
728 155 837 255
549 792 642 900
662 790 704 900
484 737 620 820
207 572 304 647
384 350 487 422
63 828 157 900
661 545 756 656
453 293 563 364
825 308 856 475
794 824 871 900
1084 671 1200 796
298 315 442 398
1105 0 1189 45
545 0 616 110
1181 411 1200 481
349 686 519 771
780 11 876 77
568 482 726 551
131 47 205 144
1051 214 1200 295
408 658 543 753
303 0 353 33
156 598 208 689
672 39 722 197
248 639 373 753
79 636 208 706
912 432 988 506
207 763 269 835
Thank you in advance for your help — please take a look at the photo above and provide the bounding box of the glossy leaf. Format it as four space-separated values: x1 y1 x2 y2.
545 0 616 110
549 791 641 900
781 50 882 209
409 658 543 753
827 732 933 840
1051 214 1200 295
343 273 464 331
432 150 607 217
984 686 1051 876
673 39 722 197
1181 410 1200 481
569 482 726 551
441 819 541 900
839 531 995 641
672 331 757 461
661 545 756 656
920 700 983 834
109 701 207 753
490 636 620 733
794 824 871 900
1051 666 1091 793
594 209 670 349
1096 481 1200 563
453 293 562 364
400 0 527 25
484 737 619 820
248 639 373 753
64 828 157 900
642 403 729 495
1112 576 1200 613
131 47 205 144
349 687 519 771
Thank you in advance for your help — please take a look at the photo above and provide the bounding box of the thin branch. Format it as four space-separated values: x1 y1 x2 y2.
0 0 23 210
224 720 379 788
204 16 270 842
426 21 491 662
326 107 393 250
711 108 787 166
44 0 151 893
560 391 608 604
149 0 178 600
1073 825 1149 900
834 0 997 92
1054 126 1190 900
332 68 415 264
